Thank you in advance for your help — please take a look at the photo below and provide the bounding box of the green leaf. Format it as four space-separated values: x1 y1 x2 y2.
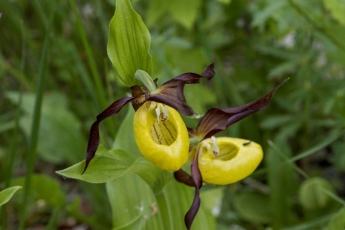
106 173 164 230
146 0 169 27
56 145 136 183
158 180 215 230
11 174 66 207
107 0 153 86
323 0 345 27
167 0 202 30
299 177 334 210
106 173 215 230
200 187 224 213
234 192 273 224
266 141 299 228
6 92 84 164
57 145 172 194
326 207 345 230
0 186 22 207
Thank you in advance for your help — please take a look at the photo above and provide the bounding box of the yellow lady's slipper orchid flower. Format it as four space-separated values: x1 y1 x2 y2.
82 63 215 173
180 78 289 230
194 137 263 185
134 101 189 171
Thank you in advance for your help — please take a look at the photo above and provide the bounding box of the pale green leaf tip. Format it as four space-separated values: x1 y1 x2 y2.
1 186 22 192
135 70 156 92
0 186 22 206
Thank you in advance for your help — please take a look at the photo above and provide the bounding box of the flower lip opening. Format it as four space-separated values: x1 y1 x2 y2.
201 137 239 161
216 144 239 161
149 103 177 146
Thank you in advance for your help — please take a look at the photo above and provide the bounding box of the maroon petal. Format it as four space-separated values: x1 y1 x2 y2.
174 169 195 187
194 78 289 139
184 154 203 230
82 97 135 174
200 62 215 80
148 63 215 116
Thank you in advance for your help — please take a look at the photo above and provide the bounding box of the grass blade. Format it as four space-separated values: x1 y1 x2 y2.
287 129 344 163
18 8 55 230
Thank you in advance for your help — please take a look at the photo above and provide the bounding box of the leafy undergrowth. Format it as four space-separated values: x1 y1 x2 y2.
1 0 345 229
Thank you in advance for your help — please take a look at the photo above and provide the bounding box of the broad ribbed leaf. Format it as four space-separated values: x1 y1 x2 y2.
57 145 172 194
107 0 152 86
0 186 22 207
159 180 215 230
6 92 84 164
107 174 165 229
105 172 215 230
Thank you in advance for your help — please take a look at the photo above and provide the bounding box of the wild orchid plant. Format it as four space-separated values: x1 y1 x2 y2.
58 0 287 229
82 64 286 229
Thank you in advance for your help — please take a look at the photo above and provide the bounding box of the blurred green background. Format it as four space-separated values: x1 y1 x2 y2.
1 0 345 229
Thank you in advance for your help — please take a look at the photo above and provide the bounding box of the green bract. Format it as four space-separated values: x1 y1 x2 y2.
107 0 153 86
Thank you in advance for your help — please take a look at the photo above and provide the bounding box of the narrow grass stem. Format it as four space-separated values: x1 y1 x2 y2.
18 10 55 230
69 0 116 138
5 20 26 188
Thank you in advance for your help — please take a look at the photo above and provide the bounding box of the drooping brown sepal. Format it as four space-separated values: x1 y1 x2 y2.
192 78 289 139
82 97 135 174
174 169 195 187
184 153 203 230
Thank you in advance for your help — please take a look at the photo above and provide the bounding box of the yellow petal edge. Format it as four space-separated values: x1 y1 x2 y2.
133 102 189 171
198 137 263 185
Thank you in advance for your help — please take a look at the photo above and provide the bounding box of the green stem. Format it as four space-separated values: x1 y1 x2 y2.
0 14 27 230
46 207 60 230
5 19 26 188
69 0 116 138
18 9 55 230
68 0 106 109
